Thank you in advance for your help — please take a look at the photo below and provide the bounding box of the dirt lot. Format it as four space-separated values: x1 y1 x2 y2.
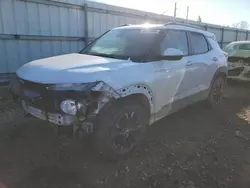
1 83 250 188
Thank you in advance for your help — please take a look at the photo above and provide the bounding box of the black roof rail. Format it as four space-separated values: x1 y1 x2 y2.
164 22 205 30
118 24 131 27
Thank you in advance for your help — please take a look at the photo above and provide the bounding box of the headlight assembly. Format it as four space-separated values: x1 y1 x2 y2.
46 82 99 115
60 99 84 115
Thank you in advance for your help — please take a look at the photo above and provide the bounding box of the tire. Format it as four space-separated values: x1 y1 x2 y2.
207 75 226 106
94 99 149 161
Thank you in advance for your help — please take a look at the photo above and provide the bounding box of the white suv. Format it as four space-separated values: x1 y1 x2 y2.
10 22 228 160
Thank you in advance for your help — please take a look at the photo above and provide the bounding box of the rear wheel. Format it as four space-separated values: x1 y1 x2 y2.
207 75 226 106
94 100 149 161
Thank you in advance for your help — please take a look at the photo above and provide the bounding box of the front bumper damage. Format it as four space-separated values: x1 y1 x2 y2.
9 76 121 134
22 103 77 125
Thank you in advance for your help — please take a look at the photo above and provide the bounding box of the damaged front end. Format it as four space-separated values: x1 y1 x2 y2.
9 76 121 135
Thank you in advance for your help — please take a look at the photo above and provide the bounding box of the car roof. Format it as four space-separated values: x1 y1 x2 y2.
229 41 250 45
113 23 216 39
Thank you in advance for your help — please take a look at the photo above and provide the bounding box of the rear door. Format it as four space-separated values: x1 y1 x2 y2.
184 31 214 97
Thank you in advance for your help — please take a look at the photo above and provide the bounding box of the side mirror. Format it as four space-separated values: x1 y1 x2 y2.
162 48 184 60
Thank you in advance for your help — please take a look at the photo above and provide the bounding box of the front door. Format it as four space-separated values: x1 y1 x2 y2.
152 30 190 121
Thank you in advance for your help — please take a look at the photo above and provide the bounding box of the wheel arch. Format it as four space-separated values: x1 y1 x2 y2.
210 66 228 87
116 84 154 114
114 93 151 115
90 82 154 118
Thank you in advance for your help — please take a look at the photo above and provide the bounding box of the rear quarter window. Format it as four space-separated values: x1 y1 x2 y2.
189 32 209 54
207 37 222 50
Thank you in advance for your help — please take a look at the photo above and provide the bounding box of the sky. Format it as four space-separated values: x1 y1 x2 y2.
92 0 250 26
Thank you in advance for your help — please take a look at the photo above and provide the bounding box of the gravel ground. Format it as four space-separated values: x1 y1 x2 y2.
1 83 250 188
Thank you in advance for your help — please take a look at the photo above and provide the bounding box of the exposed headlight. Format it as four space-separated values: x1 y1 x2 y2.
60 99 83 115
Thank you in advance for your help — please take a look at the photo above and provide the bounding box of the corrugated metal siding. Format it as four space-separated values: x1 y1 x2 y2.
238 31 247 40
0 0 85 74
1 0 250 76
207 28 222 42
224 30 237 43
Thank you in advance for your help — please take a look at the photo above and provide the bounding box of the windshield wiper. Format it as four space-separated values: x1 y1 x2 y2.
86 53 129 60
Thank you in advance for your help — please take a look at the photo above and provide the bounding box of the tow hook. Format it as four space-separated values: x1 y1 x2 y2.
50 121 94 138
73 121 94 138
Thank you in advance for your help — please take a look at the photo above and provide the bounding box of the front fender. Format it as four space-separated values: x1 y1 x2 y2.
67 82 155 117
116 84 154 113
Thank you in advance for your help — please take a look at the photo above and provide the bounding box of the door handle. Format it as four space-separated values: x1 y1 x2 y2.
212 57 218 62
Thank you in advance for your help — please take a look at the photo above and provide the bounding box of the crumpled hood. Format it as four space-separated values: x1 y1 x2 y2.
17 53 135 84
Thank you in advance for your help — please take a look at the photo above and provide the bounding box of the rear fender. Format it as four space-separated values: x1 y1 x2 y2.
209 66 228 89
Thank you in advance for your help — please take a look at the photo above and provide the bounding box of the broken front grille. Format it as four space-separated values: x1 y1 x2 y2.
17 78 60 112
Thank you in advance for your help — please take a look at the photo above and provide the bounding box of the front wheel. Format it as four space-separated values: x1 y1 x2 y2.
94 101 149 161
207 75 226 106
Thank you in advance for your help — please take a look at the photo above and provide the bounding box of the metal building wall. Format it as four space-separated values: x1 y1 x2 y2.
1 0 250 80
0 0 85 77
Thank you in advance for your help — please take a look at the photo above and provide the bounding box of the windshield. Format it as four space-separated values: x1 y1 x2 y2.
223 43 235 52
80 28 161 60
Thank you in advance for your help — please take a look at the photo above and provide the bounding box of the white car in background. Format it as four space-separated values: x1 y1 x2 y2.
224 41 250 63
10 23 228 160
224 41 250 76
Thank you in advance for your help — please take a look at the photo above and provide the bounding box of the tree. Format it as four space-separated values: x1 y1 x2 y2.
232 21 249 29
197 16 202 23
